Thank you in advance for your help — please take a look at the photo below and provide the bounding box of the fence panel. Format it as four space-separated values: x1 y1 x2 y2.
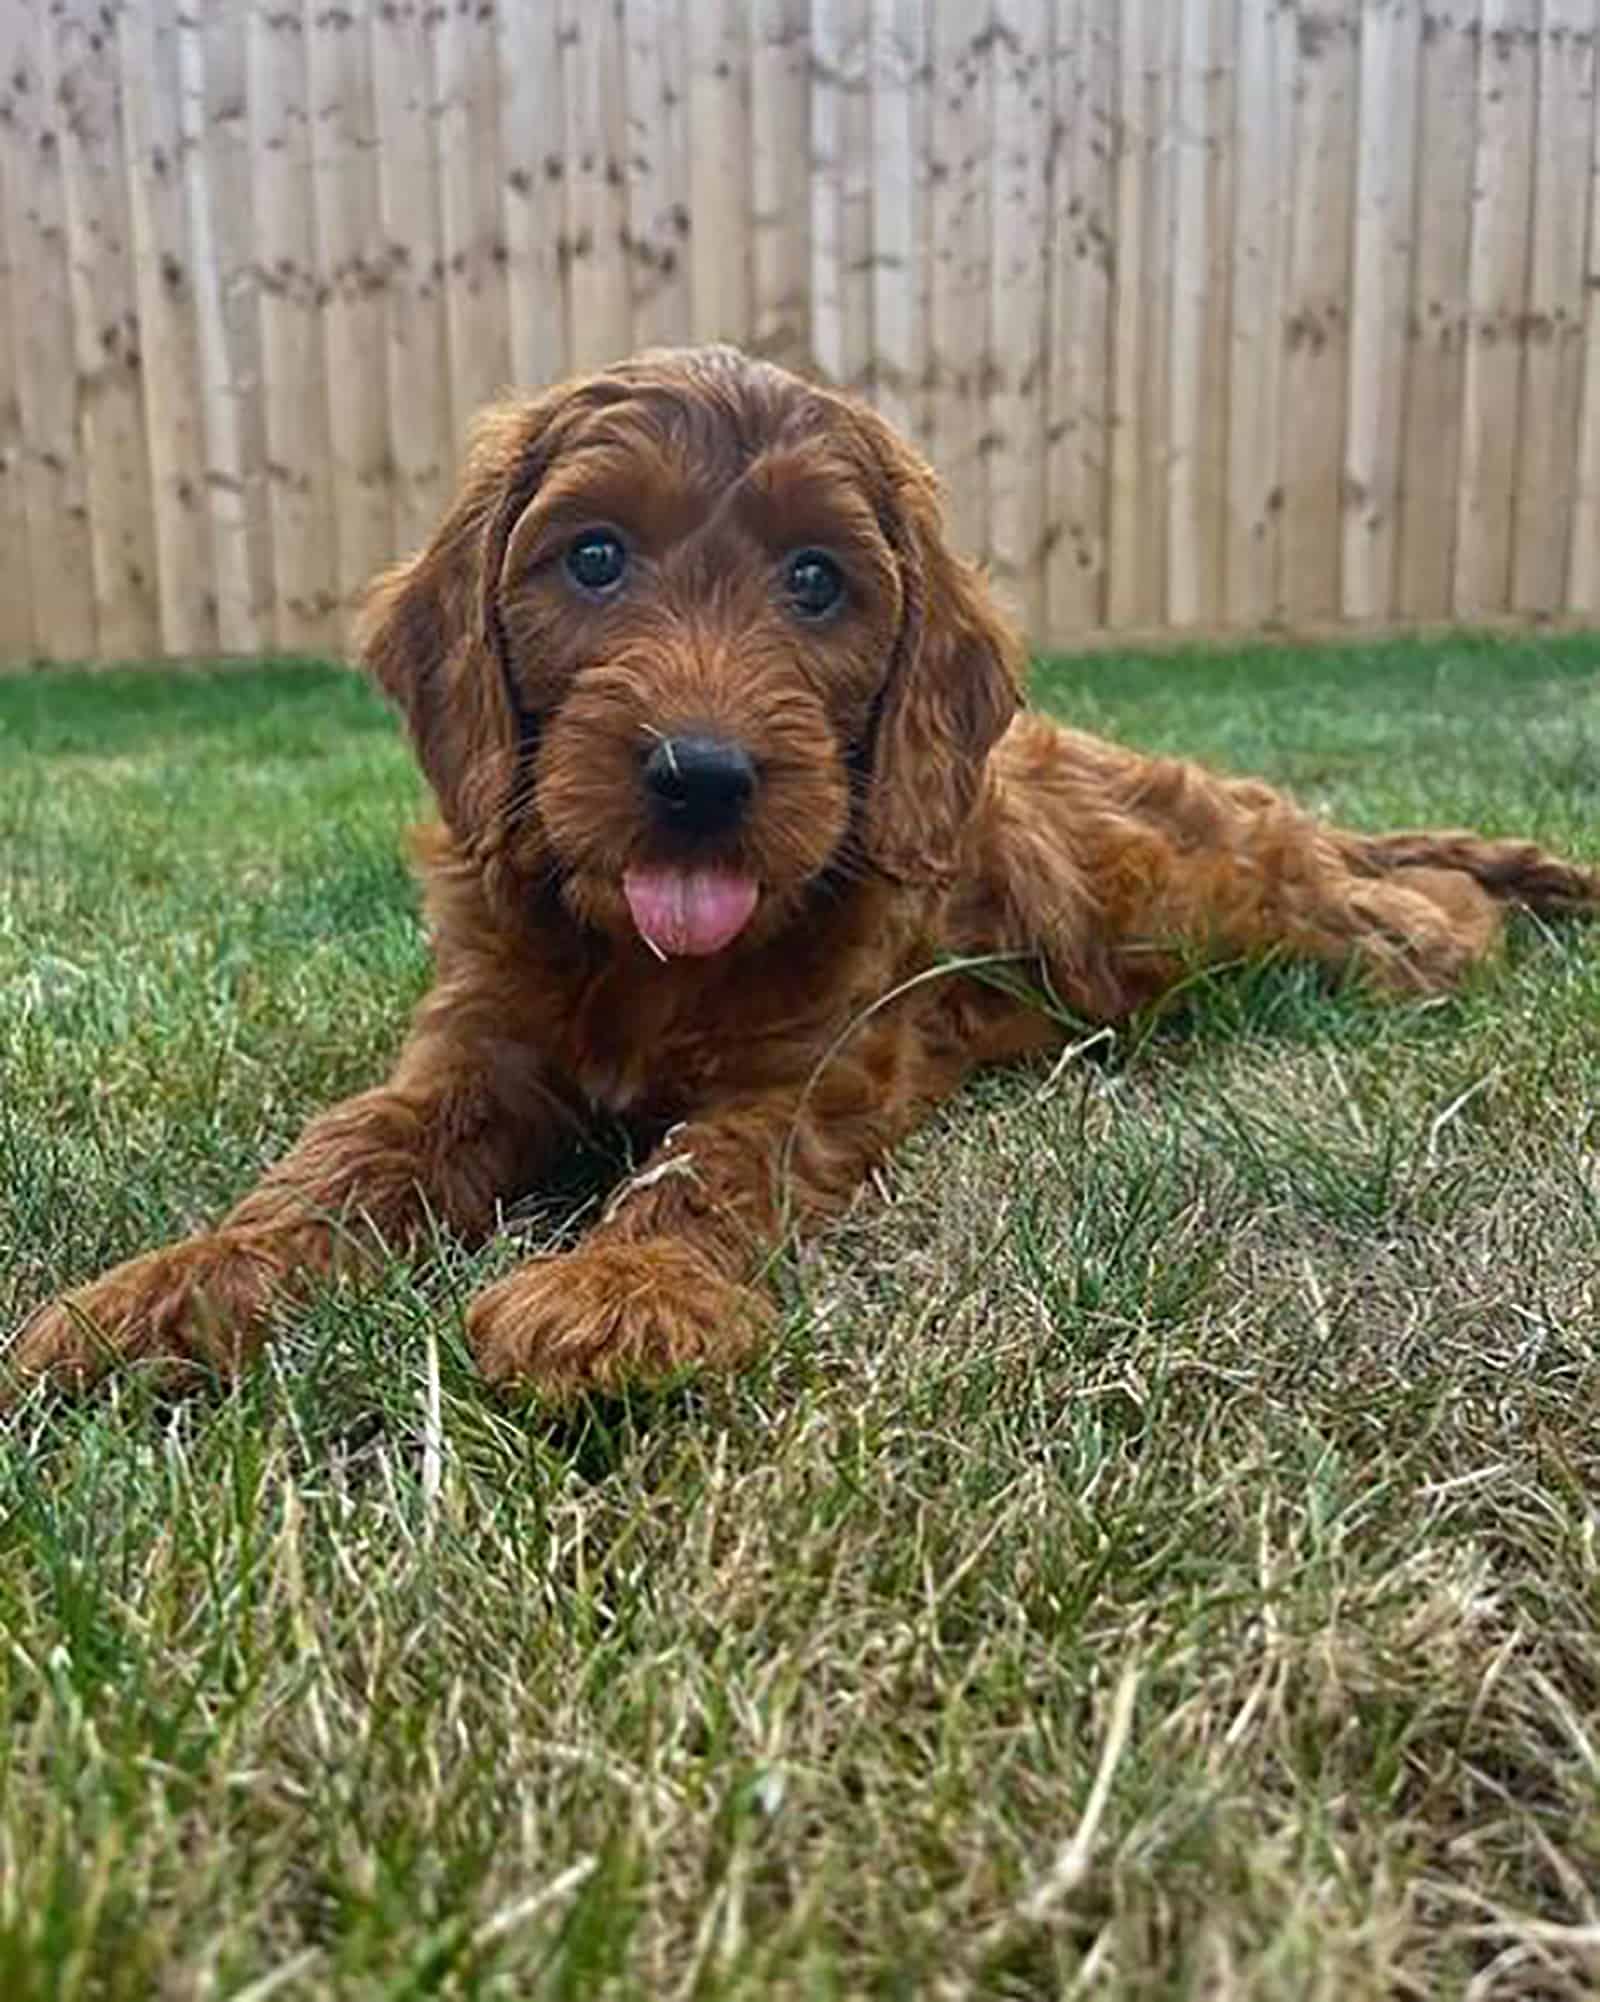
5 0 1600 662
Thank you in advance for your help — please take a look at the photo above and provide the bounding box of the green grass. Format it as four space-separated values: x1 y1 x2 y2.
3 633 1600 1999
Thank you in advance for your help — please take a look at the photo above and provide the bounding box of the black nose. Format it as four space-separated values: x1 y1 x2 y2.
643 733 757 836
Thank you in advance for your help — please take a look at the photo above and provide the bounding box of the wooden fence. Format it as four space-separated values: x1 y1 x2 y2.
2 1 1600 664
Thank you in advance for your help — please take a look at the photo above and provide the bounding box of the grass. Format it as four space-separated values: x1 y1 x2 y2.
2 631 1600 1998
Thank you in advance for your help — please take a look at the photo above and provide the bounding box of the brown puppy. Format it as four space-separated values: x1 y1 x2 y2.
11 345 1598 1399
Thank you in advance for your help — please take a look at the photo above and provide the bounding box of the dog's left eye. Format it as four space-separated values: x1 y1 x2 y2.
565 530 629 597
783 549 845 620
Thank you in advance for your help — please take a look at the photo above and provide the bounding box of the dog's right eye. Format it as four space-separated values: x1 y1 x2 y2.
564 530 629 597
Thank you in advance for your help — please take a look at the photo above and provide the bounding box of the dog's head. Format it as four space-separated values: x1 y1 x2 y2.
359 345 1021 958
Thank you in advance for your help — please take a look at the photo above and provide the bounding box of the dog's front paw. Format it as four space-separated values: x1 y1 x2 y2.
465 1240 775 1396
6 1233 287 1402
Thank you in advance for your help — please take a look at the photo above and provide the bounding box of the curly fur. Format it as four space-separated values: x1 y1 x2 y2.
12 345 1599 1399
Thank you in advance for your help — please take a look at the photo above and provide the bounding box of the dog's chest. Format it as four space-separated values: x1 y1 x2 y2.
553 970 737 1118
570 1035 727 1117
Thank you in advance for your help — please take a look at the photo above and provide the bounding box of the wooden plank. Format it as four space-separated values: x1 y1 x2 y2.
176 4 263 653
1342 0 1422 623
1166 0 1207 625
119 0 216 656
1168 0 1238 627
1569 1 1600 609
55 0 160 660
307 0 395 642
1107 0 1175 628
200 0 274 642
870 0 925 436
372 0 452 551
750 0 810 369
1279 0 1358 623
811 0 871 391
1 6 97 661
908 0 937 453
840 0 872 396
686 0 751 343
1395 0 1480 620
499 0 565 387
1045 0 1116 637
1455 0 1538 617
1224 0 1295 625
809 0 845 382
1105 0 1144 629
0 10 37 662
1512 0 1596 613
561 0 631 371
1197 0 1236 626
249 0 337 651
1138 2 1177 623
432 0 511 437
625 0 692 356
926 13 992 560
986 0 1052 631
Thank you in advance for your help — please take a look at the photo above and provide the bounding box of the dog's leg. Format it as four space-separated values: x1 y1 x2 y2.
7 1013 565 1398
1334 826 1600 919
982 721 1599 1014
465 1021 930 1394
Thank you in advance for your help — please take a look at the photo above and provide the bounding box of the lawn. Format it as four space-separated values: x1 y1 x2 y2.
2 632 1599 1999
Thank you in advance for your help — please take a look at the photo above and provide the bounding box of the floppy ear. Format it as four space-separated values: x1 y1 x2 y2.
355 397 569 851
860 449 1024 886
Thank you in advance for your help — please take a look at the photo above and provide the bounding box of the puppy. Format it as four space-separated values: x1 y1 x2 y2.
11 345 1598 1398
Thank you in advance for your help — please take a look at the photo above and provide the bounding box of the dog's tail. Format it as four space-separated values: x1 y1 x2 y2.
1338 829 1600 919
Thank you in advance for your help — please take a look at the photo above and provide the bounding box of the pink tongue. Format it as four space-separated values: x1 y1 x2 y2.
623 866 759 957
